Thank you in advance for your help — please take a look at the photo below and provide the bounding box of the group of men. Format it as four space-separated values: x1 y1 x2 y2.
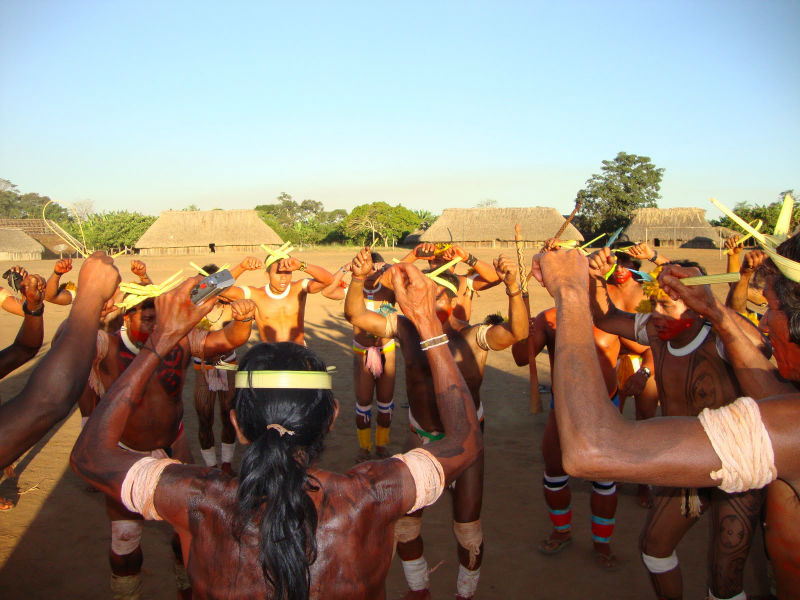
0 229 798 600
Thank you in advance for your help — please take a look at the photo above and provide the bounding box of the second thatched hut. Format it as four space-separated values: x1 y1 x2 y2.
135 210 283 256
418 207 584 248
622 207 722 248
0 228 45 261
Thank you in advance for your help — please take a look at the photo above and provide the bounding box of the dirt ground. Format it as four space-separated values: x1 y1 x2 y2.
0 247 772 599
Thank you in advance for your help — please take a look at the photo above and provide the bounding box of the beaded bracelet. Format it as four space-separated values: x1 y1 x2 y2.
420 334 449 351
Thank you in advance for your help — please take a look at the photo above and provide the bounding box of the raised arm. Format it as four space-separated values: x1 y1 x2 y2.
442 246 501 290
0 253 121 469
279 257 333 294
222 257 263 301
532 249 723 488
659 265 790 398
586 248 639 340
627 242 671 267
483 253 527 350
320 263 350 301
71 277 214 499
391 263 482 484
45 259 76 305
0 274 46 379
725 249 767 315
201 299 256 356
511 310 550 366
129 260 153 286
344 248 392 337
0 288 23 316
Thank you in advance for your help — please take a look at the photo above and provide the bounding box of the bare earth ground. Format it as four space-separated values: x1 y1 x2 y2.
0 247 771 599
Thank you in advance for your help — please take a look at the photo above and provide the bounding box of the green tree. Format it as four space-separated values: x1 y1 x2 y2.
709 190 798 235
413 209 437 229
62 211 157 251
573 152 665 237
0 187 71 221
342 202 421 247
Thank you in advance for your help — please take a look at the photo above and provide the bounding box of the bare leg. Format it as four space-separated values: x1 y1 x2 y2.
707 488 764 599
640 487 703 600
219 370 236 475
540 410 572 553
353 352 376 462
374 349 396 458
452 450 485 599
193 374 216 467
634 378 659 509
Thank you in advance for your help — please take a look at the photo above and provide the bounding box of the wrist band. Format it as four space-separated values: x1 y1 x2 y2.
506 287 522 297
298 261 307 272
236 317 255 323
22 301 44 317
351 276 365 282
650 251 659 263
420 334 448 351
465 254 478 267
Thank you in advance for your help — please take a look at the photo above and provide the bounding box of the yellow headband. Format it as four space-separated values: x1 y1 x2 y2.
116 270 184 311
426 257 462 295
261 242 294 270
235 370 332 390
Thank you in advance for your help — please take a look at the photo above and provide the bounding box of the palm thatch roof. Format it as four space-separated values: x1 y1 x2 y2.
136 210 282 252
418 207 583 247
0 228 45 259
623 208 720 248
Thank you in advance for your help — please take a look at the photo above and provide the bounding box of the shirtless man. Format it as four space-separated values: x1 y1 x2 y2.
89 288 255 599
224 254 333 344
723 236 768 323
192 264 239 474
527 236 800 600
346 247 526 600
402 243 501 325
322 254 398 461
0 252 120 470
512 301 650 569
70 263 483 600
606 244 659 507
45 257 152 305
588 248 768 600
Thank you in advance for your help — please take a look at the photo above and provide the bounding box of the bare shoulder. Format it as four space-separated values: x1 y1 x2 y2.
157 464 238 522
326 459 412 518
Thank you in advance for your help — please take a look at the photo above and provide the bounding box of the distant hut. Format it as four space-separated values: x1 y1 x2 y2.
419 207 584 248
0 228 45 261
623 208 721 249
0 218 76 257
135 210 283 256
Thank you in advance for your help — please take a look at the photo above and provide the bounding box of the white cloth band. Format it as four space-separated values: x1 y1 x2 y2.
200 447 217 467
641 551 679 573
698 396 777 493
457 564 481 598
401 556 429 591
120 456 180 520
393 448 446 513
238 285 251 300
475 323 492 351
110 520 142 556
220 442 235 464
634 312 651 346
301 278 310 291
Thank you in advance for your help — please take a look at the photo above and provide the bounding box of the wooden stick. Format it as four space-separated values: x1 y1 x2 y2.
554 200 582 240
515 224 541 414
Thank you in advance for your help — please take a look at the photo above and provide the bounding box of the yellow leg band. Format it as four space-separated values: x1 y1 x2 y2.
375 425 391 448
357 427 373 451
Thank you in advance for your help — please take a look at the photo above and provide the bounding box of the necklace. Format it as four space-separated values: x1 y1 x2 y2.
667 322 711 357
119 326 140 355
265 284 290 300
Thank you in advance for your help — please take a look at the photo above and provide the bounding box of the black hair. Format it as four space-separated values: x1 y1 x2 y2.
422 269 459 299
773 233 800 344
609 242 641 271
233 342 336 600
124 297 155 314
483 313 505 325
202 264 219 275
370 252 384 263
669 259 707 276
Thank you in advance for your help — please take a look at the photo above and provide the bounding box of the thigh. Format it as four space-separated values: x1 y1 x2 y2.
375 350 396 403
452 450 485 523
193 373 215 416
352 354 376 405
641 487 700 555
707 488 765 588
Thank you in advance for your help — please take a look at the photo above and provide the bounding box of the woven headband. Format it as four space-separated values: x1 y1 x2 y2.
235 370 332 390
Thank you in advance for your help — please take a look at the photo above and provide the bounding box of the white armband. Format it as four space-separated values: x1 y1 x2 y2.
475 323 493 351
237 285 251 300
393 447 446 513
302 278 310 291
120 456 180 520
634 312 651 346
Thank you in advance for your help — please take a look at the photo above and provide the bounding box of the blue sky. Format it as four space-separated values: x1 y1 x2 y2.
1 1 798 219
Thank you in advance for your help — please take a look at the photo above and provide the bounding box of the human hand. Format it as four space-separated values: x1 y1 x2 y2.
627 243 655 261
239 256 263 271
22 273 46 311
414 243 437 260
442 245 469 262
529 249 589 297
541 238 560 253
76 252 121 303
277 257 304 272
390 263 438 329
493 253 519 288
621 369 648 397
740 250 768 276
54 259 72 275
724 236 742 255
657 264 719 319
153 276 216 345
586 247 616 281
351 247 374 279
230 299 256 321
130 260 148 279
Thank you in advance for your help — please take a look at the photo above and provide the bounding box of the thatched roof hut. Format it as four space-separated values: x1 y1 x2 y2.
0 218 74 257
135 210 283 256
0 228 45 261
623 208 721 249
418 207 584 248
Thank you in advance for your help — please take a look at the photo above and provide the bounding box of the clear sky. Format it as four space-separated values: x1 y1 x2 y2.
1 1 798 219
